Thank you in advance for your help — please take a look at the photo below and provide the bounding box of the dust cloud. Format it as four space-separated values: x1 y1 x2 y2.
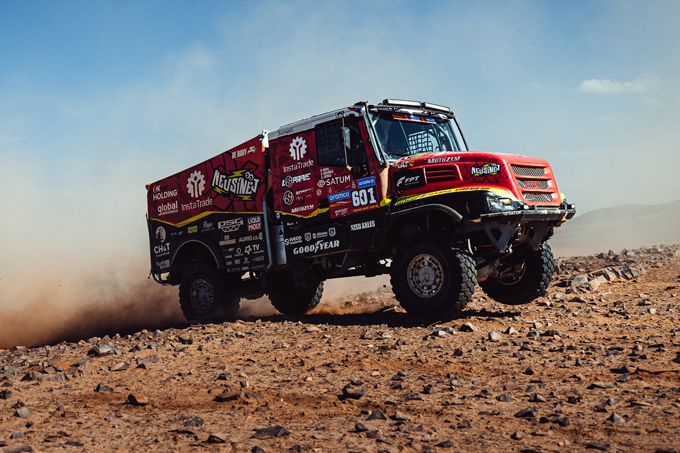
0 264 183 349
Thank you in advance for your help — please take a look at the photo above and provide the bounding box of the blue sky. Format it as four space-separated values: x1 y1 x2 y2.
1 0 679 277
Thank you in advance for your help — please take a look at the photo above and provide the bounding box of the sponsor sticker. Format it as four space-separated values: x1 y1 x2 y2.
282 172 311 188
328 190 351 203
291 204 314 213
231 145 256 160
212 169 260 200
292 239 341 255
471 163 501 177
283 191 294 205
350 220 376 231
187 225 198 234
357 176 376 188
427 156 460 164
157 200 178 216
155 226 166 242
181 197 213 212
152 186 178 201
218 218 244 233
289 136 308 161
186 171 206 198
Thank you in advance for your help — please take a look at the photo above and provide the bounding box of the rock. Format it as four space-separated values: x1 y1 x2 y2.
496 394 512 402
354 422 369 432
0 389 11 399
15 406 32 418
207 433 228 443
367 408 387 420
452 348 464 357
511 430 524 440
340 384 366 400
178 334 194 345
251 447 266 453
608 413 625 424
488 331 502 342
126 393 149 406
304 326 322 333
585 442 610 451
673 352 680 364
214 391 245 402
460 322 478 332
588 382 614 389
10 431 25 439
390 411 410 421
184 416 204 427
505 327 518 335
252 425 290 439
422 383 434 394
523 367 535 375
530 393 546 403
110 361 129 372
88 344 115 357
514 407 537 418
95 383 113 393
435 439 453 448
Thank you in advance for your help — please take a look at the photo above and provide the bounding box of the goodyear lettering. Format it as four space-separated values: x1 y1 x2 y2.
292 239 340 255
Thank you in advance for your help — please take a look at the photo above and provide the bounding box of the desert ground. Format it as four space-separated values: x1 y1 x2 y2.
1 246 679 452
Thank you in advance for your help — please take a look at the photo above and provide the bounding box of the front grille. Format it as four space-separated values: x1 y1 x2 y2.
511 165 545 177
517 179 549 190
425 166 458 183
523 192 553 203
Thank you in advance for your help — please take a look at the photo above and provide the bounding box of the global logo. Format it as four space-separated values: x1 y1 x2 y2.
289 136 307 161
186 170 206 198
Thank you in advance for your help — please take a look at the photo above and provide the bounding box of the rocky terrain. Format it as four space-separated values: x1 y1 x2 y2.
1 246 680 452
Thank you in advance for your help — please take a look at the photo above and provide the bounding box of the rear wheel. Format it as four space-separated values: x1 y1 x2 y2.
179 263 241 322
266 271 324 316
480 243 554 305
391 239 476 321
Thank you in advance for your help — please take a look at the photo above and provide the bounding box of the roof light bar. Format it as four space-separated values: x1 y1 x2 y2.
422 102 451 113
382 98 422 108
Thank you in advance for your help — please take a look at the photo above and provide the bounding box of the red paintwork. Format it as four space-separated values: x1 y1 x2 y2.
389 151 562 206
147 136 266 225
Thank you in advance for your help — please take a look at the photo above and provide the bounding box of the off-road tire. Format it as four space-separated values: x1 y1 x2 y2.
179 263 241 323
266 272 324 316
480 243 554 305
391 239 476 321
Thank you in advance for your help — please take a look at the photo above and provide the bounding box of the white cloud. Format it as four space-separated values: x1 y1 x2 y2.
578 74 655 95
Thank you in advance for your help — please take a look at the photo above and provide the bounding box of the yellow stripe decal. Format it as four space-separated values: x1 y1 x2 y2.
150 210 263 227
394 187 517 207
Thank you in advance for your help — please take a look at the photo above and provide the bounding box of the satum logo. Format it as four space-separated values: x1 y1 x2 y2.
186 171 206 198
289 136 307 161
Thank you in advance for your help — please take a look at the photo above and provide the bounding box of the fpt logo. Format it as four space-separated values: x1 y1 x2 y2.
289 136 307 161
186 170 206 198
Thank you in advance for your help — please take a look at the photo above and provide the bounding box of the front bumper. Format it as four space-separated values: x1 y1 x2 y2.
480 203 576 223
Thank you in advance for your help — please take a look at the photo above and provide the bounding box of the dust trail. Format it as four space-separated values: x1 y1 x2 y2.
0 265 183 349
238 275 394 319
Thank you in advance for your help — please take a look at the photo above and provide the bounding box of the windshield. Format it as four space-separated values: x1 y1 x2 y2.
369 111 466 159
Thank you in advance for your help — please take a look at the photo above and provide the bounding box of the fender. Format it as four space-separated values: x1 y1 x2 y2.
170 237 223 272
390 203 463 223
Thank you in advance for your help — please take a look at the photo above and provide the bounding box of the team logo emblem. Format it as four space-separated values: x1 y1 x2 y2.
289 136 307 161
186 170 206 198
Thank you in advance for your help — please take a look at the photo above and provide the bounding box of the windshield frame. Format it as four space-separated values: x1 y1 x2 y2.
368 108 468 161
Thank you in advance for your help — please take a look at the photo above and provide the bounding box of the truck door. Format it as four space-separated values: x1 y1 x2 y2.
314 115 382 219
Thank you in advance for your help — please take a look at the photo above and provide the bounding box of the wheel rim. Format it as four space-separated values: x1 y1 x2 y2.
406 253 445 299
495 263 526 286
190 278 215 314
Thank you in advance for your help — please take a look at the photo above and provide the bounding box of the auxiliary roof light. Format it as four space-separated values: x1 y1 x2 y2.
422 102 451 113
382 98 422 108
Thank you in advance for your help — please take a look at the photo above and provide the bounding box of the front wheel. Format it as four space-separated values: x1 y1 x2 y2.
480 243 554 305
179 263 241 322
391 239 476 321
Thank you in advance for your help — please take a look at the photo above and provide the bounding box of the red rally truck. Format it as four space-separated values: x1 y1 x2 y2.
146 99 575 322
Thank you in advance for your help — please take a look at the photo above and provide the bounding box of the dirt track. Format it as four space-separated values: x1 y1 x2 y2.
1 247 679 452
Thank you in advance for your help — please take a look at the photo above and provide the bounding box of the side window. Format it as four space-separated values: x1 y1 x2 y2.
315 120 345 166
315 118 367 167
